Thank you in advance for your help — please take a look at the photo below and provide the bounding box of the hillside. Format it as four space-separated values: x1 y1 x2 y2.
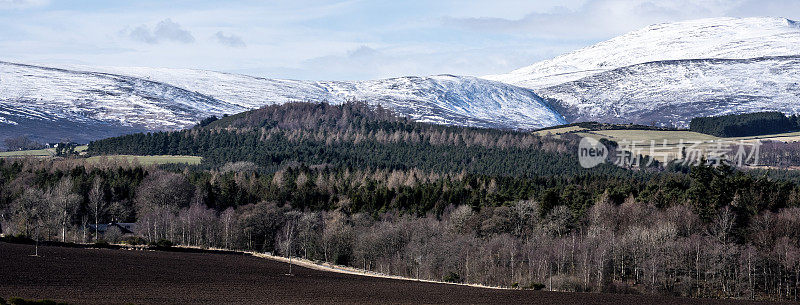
11 102 800 301
0 62 233 145
78 65 566 130
486 17 800 88
537 56 800 126
0 61 565 147
88 102 609 177
485 17 800 127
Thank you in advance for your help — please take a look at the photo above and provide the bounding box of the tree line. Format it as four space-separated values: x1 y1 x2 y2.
3 135 45 151
3 157 800 299
689 111 800 137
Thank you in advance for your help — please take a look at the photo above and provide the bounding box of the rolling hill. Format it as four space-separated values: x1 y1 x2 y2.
485 17 800 127
0 61 565 146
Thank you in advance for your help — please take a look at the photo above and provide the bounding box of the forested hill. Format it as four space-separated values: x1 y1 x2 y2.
88 102 625 177
15 102 800 301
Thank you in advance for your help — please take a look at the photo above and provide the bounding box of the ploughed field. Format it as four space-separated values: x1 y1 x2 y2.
0 242 785 305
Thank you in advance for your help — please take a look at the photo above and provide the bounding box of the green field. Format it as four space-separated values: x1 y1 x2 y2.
85 155 202 165
0 148 54 157
0 145 89 157
545 127 800 163
533 126 587 136
580 129 800 143
580 130 716 143
0 146 200 165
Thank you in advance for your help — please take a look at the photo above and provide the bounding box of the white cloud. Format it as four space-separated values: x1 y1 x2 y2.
128 26 157 44
444 0 799 40
2 0 800 80
296 43 579 80
0 0 47 10
214 31 245 48
125 18 195 44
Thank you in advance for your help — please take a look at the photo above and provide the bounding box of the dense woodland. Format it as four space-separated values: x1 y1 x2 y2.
689 111 800 137
4 103 800 300
88 102 628 176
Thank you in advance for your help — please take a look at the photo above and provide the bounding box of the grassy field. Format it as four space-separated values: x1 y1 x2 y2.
0 146 200 165
0 145 88 157
0 148 54 157
533 126 587 136
581 130 716 143
547 127 800 163
85 155 202 165
580 129 800 143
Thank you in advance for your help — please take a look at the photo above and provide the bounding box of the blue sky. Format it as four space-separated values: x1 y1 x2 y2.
2 0 799 80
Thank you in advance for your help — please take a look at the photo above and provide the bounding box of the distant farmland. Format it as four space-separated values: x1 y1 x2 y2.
539 126 800 163
0 146 201 165
85 155 201 165
0 145 87 157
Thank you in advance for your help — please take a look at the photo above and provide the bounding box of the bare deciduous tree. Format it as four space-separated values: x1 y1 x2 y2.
88 177 106 242
49 177 80 243
281 211 301 275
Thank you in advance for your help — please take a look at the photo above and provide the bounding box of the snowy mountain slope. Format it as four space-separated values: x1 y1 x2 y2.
486 17 800 89
76 66 565 130
0 61 245 145
0 62 243 130
0 61 565 146
484 17 800 127
72 66 332 110
319 75 566 129
538 56 800 127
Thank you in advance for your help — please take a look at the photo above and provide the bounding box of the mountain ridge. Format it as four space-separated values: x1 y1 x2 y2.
486 16 800 127
485 16 800 88
0 60 565 146
5 16 800 145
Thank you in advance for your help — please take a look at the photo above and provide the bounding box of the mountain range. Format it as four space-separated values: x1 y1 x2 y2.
0 61 564 145
2 16 800 145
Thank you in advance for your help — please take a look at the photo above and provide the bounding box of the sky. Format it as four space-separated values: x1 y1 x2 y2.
2 0 800 80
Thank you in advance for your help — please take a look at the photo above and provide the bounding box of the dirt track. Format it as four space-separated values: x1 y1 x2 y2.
0 242 786 304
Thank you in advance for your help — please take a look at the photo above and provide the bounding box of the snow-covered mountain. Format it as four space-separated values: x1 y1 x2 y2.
77 65 565 129
538 56 800 127
6 16 798 146
0 61 565 145
486 17 800 127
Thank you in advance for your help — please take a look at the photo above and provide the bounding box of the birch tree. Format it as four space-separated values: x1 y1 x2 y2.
88 177 106 242
49 177 80 243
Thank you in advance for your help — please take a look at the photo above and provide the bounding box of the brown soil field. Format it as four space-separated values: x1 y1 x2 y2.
0 242 787 305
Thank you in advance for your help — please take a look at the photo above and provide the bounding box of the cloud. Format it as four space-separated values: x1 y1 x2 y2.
302 45 383 79
347 45 379 58
126 18 195 44
128 26 158 44
295 44 570 80
442 0 765 40
215 31 246 48
154 19 195 43
5 0 800 81
0 0 47 10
